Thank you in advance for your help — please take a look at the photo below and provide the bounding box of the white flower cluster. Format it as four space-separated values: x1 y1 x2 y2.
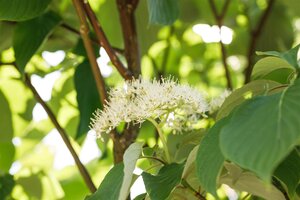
90 77 210 136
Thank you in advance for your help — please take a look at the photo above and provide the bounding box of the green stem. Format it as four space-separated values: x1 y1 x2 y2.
147 118 171 163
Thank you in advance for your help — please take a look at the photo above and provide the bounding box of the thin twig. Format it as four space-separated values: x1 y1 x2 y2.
24 72 97 193
181 179 206 200
60 23 124 55
244 0 276 83
72 0 107 105
139 156 166 165
82 1 133 80
208 0 233 89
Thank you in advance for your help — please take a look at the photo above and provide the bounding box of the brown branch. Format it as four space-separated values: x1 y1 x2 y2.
72 0 107 105
181 179 206 200
208 0 233 89
244 0 276 83
24 73 97 193
82 2 133 80
116 0 141 77
60 22 125 55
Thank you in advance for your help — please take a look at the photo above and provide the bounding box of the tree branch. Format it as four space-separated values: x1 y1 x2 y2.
0 61 97 192
72 0 107 105
24 72 97 193
82 1 133 80
60 23 125 55
208 0 233 89
244 0 276 83
116 0 141 77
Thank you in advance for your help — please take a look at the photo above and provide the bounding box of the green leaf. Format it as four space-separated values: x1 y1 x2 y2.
274 150 300 198
257 44 300 69
13 11 61 73
220 163 285 200
86 142 143 200
74 60 101 139
119 142 144 200
0 90 15 172
196 118 229 196
18 174 43 199
147 0 179 25
217 80 281 120
86 163 124 200
134 193 147 200
251 57 295 80
220 78 300 181
0 174 15 199
142 163 184 200
0 0 51 21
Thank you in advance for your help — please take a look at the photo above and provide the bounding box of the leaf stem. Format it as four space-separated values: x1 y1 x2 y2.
147 118 171 163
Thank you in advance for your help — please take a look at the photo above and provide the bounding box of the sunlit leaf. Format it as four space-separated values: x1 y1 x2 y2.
256 44 300 69
251 57 295 81
119 142 144 200
0 90 15 172
217 80 281 120
0 0 51 21
220 163 285 200
13 11 61 73
74 60 101 139
220 78 300 181
147 0 179 25
142 163 184 200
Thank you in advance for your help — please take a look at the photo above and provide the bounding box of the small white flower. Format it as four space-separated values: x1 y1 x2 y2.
90 77 209 136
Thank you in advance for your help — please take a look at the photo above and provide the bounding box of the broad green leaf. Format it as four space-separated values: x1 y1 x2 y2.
119 142 144 200
142 163 184 200
220 78 300 181
13 11 61 73
217 80 281 120
86 142 143 200
86 163 124 200
147 0 179 25
182 146 198 180
220 163 285 200
0 90 15 172
167 130 203 162
196 118 229 196
0 0 51 21
0 174 15 199
257 44 300 69
74 60 101 139
274 150 300 198
251 57 295 80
